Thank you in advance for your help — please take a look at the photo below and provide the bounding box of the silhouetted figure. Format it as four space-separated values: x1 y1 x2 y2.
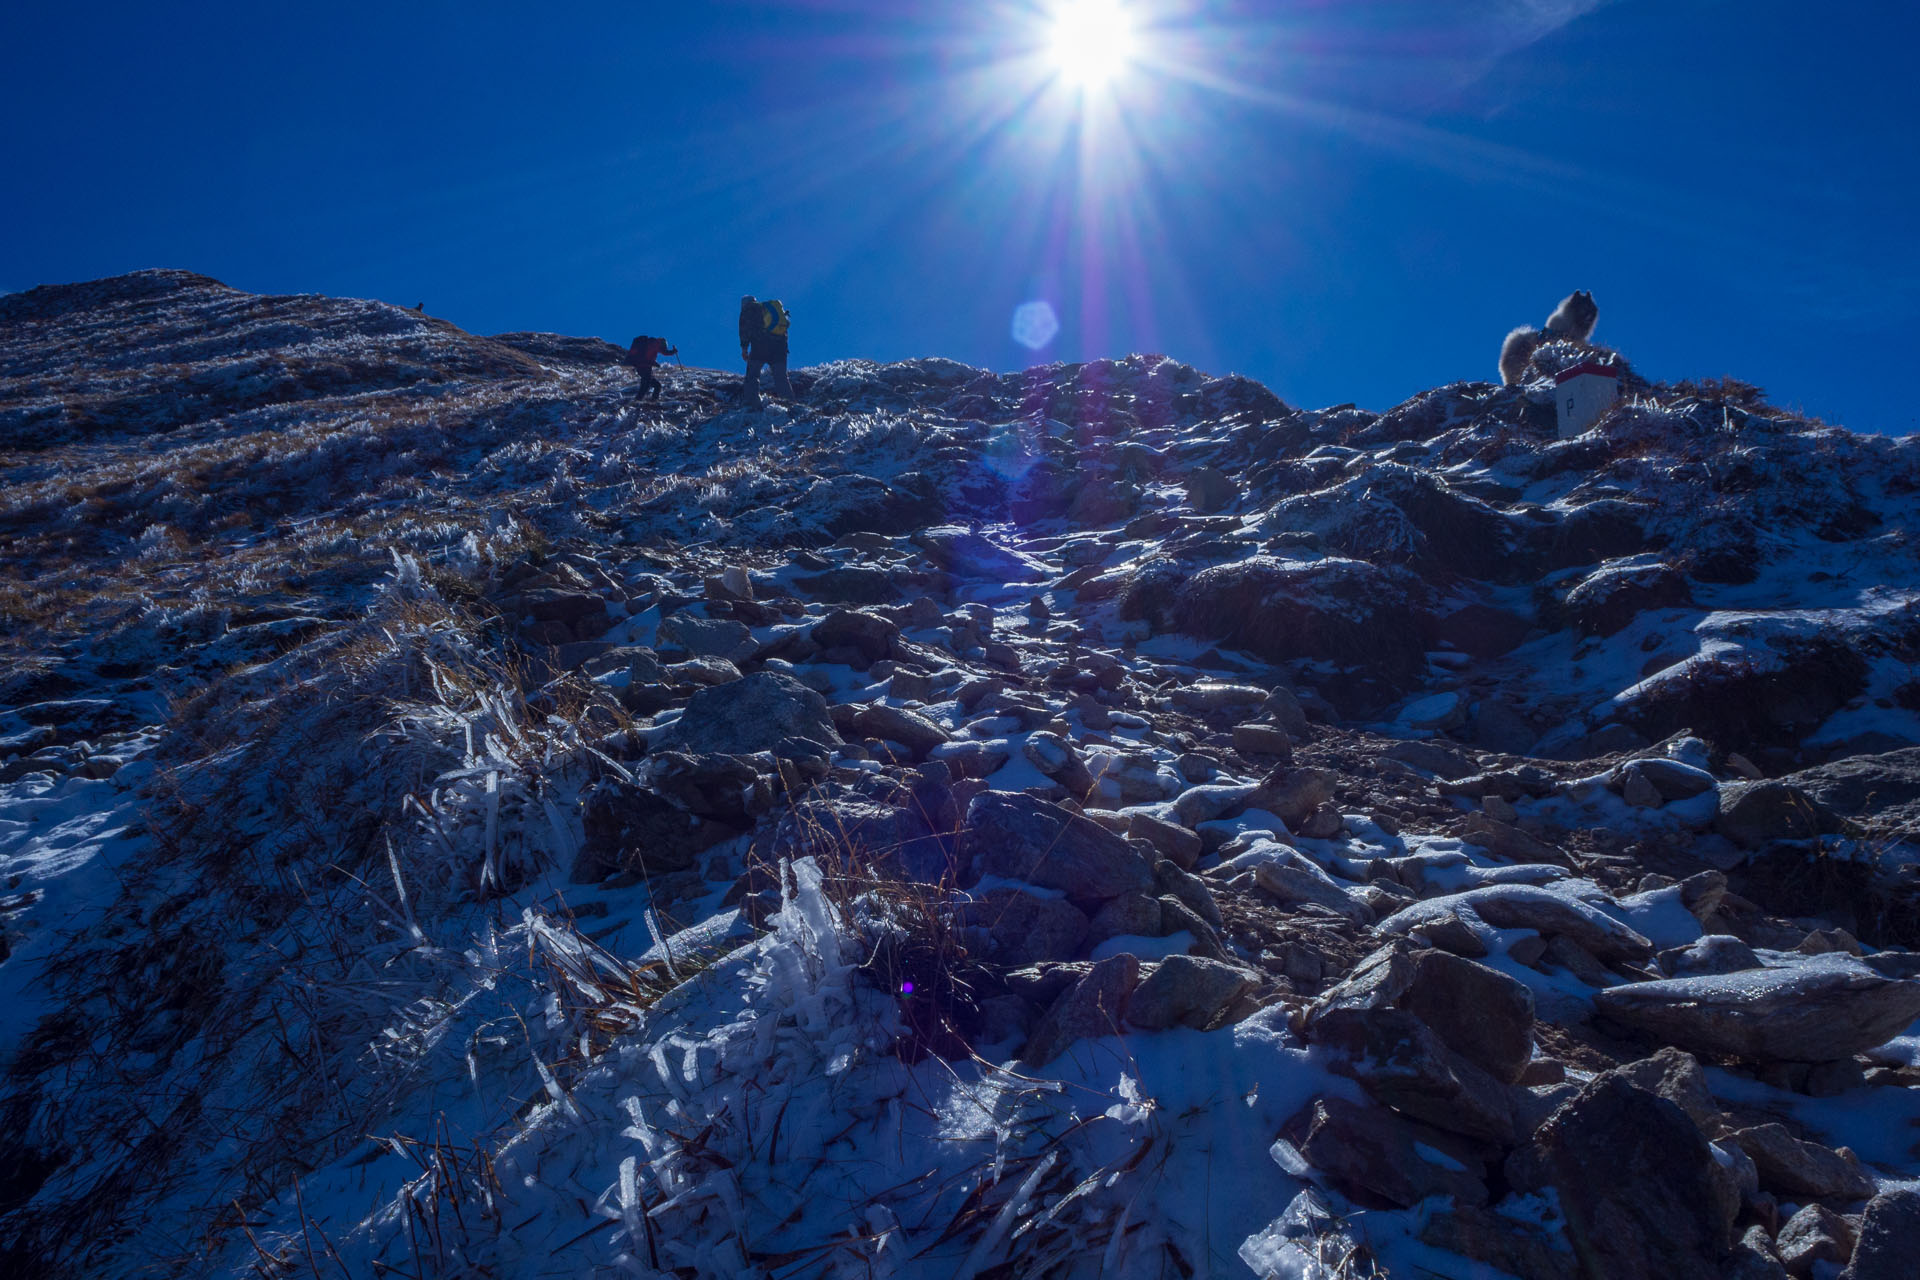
738 295 793 404
413 302 425 313
625 335 678 400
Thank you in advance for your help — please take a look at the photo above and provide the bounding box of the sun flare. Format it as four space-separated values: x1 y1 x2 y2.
1047 0 1138 90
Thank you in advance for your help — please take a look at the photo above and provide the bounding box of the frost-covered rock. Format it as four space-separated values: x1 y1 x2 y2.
1776 1204 1856 1277
1842 1190 1920 1280
961 791 1156 903
1126 955 1257 1031
1594 955 1920 1062
654 670 842 755
1724 1123 1875 1201
1287 1094 1489 1208
1381 884 1655 964
1505 1074 1740 1280
1020 952 1139 1066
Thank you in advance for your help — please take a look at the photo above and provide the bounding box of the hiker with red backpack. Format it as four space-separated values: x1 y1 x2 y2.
738 295 793 404
624 334 678 400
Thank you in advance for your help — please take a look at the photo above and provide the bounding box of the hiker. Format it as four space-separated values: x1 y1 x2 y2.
738 295 793 403
624 334 678 400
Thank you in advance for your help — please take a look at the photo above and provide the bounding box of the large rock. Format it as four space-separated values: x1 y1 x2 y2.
966 888 1089 967
654 671 842 756
1022 954 1139 1067
811 608 900 664
1306 942 1534 1084
574 781 736 881
1725 1123 1875 1201
1505 1074 1739 1279
1776 1204 1856 1277
1609 1048 1727 1137
1252 856 1372 922
1380 885 1655 964
772 798 949 883
1593 956 1920 1062
1563 562 1692 637
1398 950 1537 1084
962 792 1156 904
645 751 770 825
1841 1190 1920 1280
850 704 951 759
1782 747 1920 836
1252 766 1338 829
1715 780 1830 847
1168 556 1429 697
1083 892 1162 950
1289 1095 1488 1209
657 612 755 661
1305 1005 1517 1144
1126 955 1258 1031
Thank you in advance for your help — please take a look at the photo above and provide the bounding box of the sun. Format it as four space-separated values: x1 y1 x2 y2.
1047 0 1138 90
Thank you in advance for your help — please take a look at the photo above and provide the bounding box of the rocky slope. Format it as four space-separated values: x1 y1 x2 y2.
2 269 1919 1279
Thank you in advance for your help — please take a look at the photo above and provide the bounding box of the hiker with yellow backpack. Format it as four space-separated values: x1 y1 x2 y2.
738 294 793 404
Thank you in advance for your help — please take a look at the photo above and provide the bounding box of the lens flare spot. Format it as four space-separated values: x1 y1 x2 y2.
1012 299 1061 350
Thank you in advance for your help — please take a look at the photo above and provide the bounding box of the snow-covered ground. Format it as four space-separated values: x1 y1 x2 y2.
3 269 1919 1278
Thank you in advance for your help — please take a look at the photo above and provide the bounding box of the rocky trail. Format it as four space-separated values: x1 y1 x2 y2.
3 269 1920 1278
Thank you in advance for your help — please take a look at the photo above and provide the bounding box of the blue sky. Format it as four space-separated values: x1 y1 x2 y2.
3 1 1915 432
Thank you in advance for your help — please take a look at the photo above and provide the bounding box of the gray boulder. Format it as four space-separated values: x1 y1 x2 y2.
654 671 842 756
1842 1190 1920 1280
1660 933 1761 978
1306 1005 1517 1144
1084 892 1162 950
967 888 1089 967
1380 884 1654 964
1594 956 1920 1062
657 612 755 661
1289 1095 1488 1209
1505 1074 1739 1280
1716 780 1830 847
1777 1204 1856 1278
1725 1123 1875 1201
1022 954 1140 1067
1253 766 1338 829
1398 949 1537 1084
1127 955 1258 1031
1782 747 1920 836
811 608 900 664
1609 1048 1728 1137
850 703 951 759
962 792 1156 904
